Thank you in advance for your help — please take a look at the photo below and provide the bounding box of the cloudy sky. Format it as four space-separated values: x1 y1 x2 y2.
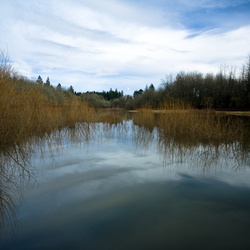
1 0 250 94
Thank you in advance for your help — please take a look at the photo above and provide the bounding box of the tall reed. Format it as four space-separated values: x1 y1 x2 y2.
156 110 246 146
159 99 193 110
133 108 247 147
0 54 95 150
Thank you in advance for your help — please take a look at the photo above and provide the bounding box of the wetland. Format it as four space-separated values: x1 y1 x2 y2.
1 110 250 250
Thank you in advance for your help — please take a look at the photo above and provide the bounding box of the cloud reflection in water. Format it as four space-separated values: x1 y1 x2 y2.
1 113 250 249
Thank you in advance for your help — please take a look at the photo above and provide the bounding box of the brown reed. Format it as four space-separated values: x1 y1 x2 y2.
133 107 247 147
0 56 95 150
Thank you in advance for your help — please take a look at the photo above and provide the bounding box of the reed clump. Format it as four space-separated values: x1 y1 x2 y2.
132 109 155 132
156 110 246 147
159 100 193 111
133 105 247 147
132 109 249 172
0 53 95 150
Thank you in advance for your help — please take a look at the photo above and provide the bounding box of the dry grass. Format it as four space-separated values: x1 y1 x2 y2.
133 108 247 146
132 109 250 172
159 111 246 145
0 75 95 150
159 100 193 110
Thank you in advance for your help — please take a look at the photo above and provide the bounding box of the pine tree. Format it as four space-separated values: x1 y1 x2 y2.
69 85 75 94
56 83 62 90
45 77 51 86
36 75 43 84
149 83 155 91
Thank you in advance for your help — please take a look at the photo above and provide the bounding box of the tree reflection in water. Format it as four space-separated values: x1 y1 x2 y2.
1 111 250 238
0 144 32 236
133 111 250 173
0 123 93 237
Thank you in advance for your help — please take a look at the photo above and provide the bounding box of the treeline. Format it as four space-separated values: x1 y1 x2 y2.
77 89 124 108
131 56 250 110
2 50 250 118
80 89 124 100
73 55 250 110
160 62 250 109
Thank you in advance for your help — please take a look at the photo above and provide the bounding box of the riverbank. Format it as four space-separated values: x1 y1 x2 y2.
215 111 250 116
129 109 250 117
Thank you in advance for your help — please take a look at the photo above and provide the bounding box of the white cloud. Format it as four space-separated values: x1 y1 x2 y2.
0 0 250 95
166 0 250 10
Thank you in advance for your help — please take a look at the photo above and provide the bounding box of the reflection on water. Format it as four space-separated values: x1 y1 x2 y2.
1 111 250 249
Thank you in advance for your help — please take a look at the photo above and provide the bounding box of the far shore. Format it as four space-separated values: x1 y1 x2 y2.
127 109 250 116
215 111 250 116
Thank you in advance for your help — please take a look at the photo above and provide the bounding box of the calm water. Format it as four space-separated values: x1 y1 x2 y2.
1 113 250 249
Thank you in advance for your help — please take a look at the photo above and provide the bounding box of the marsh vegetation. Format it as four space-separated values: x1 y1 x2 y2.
1 51 250 151
1 51 250 248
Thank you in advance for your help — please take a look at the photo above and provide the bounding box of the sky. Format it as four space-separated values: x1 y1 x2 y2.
1 0 250 95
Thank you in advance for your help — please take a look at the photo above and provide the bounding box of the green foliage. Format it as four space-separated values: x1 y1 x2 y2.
80 93 111 108
86 88 124 101
79 88 124 108
133 89 143 98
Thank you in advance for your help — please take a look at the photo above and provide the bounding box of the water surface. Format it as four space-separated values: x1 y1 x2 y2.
1 113 250 249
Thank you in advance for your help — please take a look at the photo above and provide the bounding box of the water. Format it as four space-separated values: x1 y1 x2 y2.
1 113 250 249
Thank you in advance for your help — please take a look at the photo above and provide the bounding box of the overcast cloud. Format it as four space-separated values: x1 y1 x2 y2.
1 0 250 94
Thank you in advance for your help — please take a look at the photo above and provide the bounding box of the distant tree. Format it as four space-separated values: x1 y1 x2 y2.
81 93 110 108
68 85 75 94
133 89 143 98
45 77 51 86
149 83 155 91
202 73 215 108
124 95 134 109
111 97 125 108
241 55 250 107
36 75 43 84
95 88 123 100
56 83 62 90
141 83 157 108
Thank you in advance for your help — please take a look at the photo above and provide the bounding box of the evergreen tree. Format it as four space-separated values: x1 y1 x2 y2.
69 85 75 94
36 75 43 84
133 89 143 98
45 77 51 86
56 83 62 90
149 83 155 91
